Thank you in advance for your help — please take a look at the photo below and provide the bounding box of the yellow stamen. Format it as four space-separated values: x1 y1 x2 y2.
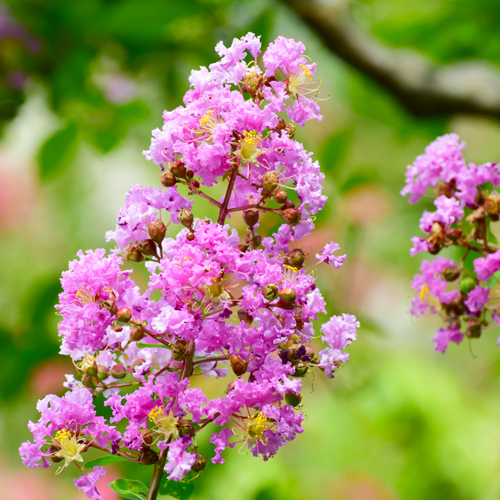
148 406 179 440
199 109 214 127
53 428 86 472
299 63 312 83
419 284 429 301
246 412 272 445
284 264 299 273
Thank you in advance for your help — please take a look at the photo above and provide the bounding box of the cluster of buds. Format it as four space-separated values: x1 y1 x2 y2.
403 133 500 352
20 33 358 500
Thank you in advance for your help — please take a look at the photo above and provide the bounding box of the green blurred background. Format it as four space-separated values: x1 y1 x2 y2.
2 1 500 499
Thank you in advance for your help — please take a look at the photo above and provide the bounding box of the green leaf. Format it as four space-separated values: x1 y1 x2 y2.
159 478 195 500
38 122 78 180
83 455 129 470
108 478 149 500
136 343 171 349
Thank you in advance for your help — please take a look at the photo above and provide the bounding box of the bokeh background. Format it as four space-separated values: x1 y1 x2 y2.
2 1 500 499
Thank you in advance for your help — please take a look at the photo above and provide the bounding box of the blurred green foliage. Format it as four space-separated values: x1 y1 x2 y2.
2 1 500 499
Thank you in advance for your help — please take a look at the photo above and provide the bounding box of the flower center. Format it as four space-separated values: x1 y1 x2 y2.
53 429 85 464
149 406 179 439
245 413 272 445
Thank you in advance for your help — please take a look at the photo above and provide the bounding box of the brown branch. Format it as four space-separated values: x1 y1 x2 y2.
284 0 500 119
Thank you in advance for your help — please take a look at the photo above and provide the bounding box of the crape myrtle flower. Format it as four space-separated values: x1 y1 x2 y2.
403 134 500 353
21 33 359 499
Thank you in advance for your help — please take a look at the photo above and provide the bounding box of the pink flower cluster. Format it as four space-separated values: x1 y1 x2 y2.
20 33 358 499
403 134 500 352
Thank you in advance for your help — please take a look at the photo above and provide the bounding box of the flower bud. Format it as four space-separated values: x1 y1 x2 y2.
103 300 117 315
116 307 132 323
161 172 177 187
141 431 153 447
486 192 500 215
275 118 286 132
442 266 461 282
49 445 64 463
186 232 195 241
274 189 288 204
263 284 279 300
97 365 110 380
467 321 482 338
284 200 296 209
124 244 144 262
286 249 305 269
178 422 195 437
242 68 261 95
173 339 190 361
137 239 158 257
113 325 123 332
275 299 296 310
170 161 187 179
191 453 207 473
178 209 194 229
130 326 145 342
190 179 200 190
85 364 98 377
186 170 194 179
229 355 249 377
236 243 249 254
460 276 477 295
243 209 259 228
252 235 262 248
285 123 296 139
140 449 159 465
279 287 296 303
82 373 97 388
428 222 444 247
238 309 253 326
111 363 127 379
292 365 308 377
262 171 280 194
148 220 166 244
133 358 146 368
282 208 300 225
285 392 303 407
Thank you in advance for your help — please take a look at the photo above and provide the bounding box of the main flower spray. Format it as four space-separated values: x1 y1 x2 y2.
403 134 500 353
20 33 359 500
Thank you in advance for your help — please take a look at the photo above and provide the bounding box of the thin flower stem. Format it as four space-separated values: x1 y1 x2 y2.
147 344 195 500
147 448 168 500
192 355 228 366
217 166 238 225
192 189 221 208
89 443 141 463
130 322 171 348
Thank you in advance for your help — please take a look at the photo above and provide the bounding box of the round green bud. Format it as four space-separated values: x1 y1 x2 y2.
116 307 132 323
262 171 280 194
278 287 296 303
124 244 144 262
178 209 194 229
148 220 166 244
111 363 127 379
285 392 303 407
291 365 308 377
460 276 477 295
263 284 279 301
192 453 207 473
